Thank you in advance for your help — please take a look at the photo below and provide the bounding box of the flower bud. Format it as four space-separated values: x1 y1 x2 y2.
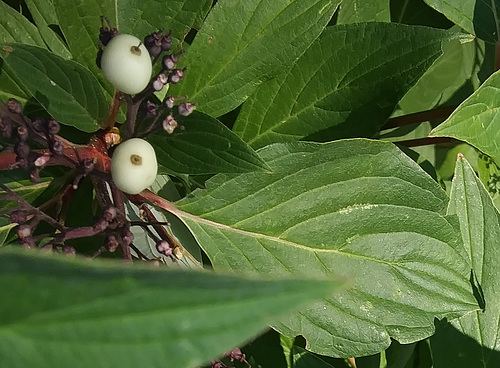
156 240 172 256
167 68 185 84
161 31 172 52
7 98 22 114
14 141 30 159
17 224 31 239
16 126 29 141
10 210 27 224
51 140 64 155
31 118 46 133
164 96 175 109
177 102 195 116
144 101 157 117
63 245 76 256
47 119 60 135
0 116 13 138
30 169 40 183
106 234 119 252
99 16 118 46
162 115 178 134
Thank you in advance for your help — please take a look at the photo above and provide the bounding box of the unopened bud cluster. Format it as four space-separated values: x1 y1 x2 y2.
0 99 64 182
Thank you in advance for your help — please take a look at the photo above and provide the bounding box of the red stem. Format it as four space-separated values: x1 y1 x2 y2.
382 105 456 130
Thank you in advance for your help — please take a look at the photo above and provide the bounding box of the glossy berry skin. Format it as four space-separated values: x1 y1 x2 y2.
101 34 152 94
110 138 157 194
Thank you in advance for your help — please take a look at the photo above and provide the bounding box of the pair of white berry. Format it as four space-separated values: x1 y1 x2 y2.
101 34 157 194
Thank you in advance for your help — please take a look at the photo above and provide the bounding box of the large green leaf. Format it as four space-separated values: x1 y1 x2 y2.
0 250 343 368
0 43 108 132
429 69 500 159
430 157 500 367
0 1 45 47
162 139 478 357
24 0 73 59
337 0 390 23
51 0 213 95
398 36 482 114
170 0 340 117
232 23 459 149
0 0 47 102
424 0 499 43
148 111 270 175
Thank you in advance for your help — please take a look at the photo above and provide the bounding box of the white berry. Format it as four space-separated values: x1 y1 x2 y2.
111 138 157 194
101 34 152 94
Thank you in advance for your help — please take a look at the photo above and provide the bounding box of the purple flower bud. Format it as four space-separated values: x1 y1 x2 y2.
144 101 157 117
63 245 76 256
106 234 119 252
21 237 35 248
167 68 185 84
0 116 13 138
47 119 60 135
162 54 176 70
10 210 27 224
153 74 167 91
228 348 245 362
30 169 40 183
51 140 64 155
156 240 172 256
14 141 30 159
177 102 195 117
121 228 134 246
161 31 172 51
82 157 96 172
99 16 118 46
103 206 117 222
17 224 31 239
144 31 163 57
16 126 29 141
17 158 29 170
31 118 46 133
162 115 178 134
7 98 22 114
164 96 175 109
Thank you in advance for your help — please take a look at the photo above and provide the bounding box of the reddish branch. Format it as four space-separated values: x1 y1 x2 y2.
382 105 456 130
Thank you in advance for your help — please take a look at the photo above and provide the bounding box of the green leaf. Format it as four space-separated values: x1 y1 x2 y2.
391 0 454 28
430 156 500 367
0 44 108 132
0 1 46 47
293 347 336 368
51 0 213 95
170 0 341 117
0 218 16 247
167 139 478 357
0 250 343 368
337 0 390 23
24 0 73 59
0 170 51 212
148 111 270 175
232 23 458 149
0 0 47 102
429 69 500 159
424 0 500 43
398 36 483 114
